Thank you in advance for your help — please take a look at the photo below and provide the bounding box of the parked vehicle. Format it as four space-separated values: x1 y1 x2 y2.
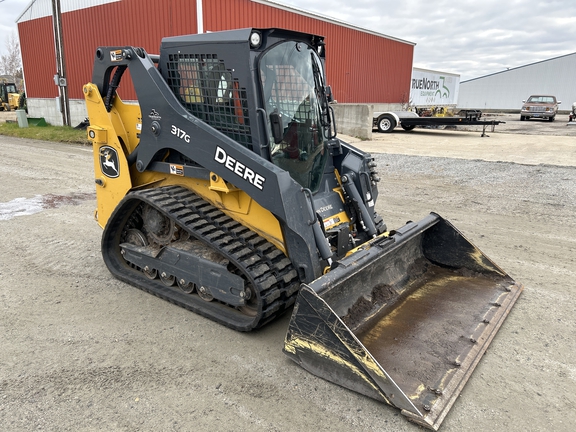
568 102 576 123
520 95 560 121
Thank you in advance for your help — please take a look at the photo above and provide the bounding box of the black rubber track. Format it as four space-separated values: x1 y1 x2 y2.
101 185 300 331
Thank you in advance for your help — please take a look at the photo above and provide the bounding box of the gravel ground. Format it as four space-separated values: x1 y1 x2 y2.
403 112 576 136
478 112 576 135
376 154 575 225
1 123 575 432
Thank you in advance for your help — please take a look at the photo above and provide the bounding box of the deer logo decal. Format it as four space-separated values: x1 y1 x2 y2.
99 146 120 178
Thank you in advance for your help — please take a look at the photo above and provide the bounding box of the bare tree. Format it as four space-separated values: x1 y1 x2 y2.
400 91 413 111
1 31 22 78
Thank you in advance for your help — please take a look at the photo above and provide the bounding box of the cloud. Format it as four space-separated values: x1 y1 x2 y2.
284 0 576 80
2 0 575 81
0 0 29 56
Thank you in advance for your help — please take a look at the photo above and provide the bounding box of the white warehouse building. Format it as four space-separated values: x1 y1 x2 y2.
458 52 576 112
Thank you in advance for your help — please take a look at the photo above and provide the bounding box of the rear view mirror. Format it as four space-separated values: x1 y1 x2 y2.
326 85 333 103
270 111 283 144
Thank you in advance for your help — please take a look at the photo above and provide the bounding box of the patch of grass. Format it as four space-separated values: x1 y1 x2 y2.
355 135 370 141
0 121 90 145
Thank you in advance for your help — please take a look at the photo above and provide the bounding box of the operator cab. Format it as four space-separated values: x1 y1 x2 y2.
259 40 333 193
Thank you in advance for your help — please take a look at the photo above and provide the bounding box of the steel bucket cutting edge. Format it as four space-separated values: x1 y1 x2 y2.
283 213 523 430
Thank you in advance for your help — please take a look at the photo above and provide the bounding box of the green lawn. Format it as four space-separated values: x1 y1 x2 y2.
0 121 90 145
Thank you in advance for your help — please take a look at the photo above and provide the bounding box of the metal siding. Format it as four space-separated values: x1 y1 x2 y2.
203 0 413 103
19 0 411 103
458 53 576 110
20 0 198 100
17 0 122 21
18 18 58 99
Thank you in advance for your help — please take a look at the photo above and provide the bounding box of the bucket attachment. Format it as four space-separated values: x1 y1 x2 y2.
284 213 523 430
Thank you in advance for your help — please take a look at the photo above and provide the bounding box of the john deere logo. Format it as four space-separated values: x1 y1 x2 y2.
99 146 119 178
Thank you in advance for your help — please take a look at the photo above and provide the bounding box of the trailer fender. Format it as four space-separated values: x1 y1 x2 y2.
375 112 399 133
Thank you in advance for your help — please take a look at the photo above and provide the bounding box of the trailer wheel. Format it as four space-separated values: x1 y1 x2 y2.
401 124 416 131
377 115 396 133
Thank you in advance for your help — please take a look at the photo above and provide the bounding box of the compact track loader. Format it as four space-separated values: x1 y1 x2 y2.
0 81 20 111
84 28 523 430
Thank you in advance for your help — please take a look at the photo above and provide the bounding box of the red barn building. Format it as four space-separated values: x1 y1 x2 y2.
17 0 414 125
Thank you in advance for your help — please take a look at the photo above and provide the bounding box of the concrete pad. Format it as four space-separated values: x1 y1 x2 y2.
340 129 576 167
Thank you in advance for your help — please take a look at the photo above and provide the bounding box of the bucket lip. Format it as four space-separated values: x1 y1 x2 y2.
422 279 524 430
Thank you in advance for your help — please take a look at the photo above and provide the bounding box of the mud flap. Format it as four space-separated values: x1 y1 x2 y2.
283 213 523 430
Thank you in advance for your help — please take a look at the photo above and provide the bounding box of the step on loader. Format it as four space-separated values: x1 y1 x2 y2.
83 28 523 430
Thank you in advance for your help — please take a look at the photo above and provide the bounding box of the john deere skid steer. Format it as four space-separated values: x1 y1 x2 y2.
84 28 523 430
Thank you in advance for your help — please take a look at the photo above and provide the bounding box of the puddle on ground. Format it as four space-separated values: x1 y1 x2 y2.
0 192 95 221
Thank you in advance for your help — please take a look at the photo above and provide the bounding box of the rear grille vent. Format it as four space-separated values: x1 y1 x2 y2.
166 54 252 147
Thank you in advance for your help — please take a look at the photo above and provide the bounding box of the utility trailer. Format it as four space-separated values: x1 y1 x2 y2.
373 110 502 137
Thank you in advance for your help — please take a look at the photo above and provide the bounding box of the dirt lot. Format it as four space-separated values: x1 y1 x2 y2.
1 115 575 431
466 111 576 136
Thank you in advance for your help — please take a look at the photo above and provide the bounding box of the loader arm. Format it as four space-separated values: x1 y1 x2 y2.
87 44 324 281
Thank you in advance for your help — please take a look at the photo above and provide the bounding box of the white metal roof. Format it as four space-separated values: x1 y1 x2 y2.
252 0 415 45
16 0 121 23
461 51 576 84
17 0 415 46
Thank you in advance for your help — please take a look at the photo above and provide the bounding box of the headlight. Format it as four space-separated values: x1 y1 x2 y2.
249 31 262 49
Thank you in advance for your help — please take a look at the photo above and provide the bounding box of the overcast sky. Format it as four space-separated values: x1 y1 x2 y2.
2 0 576 81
